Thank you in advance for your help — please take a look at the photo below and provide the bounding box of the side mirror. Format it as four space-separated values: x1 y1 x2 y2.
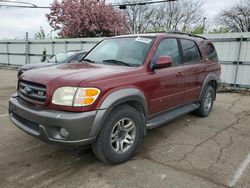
154 56 172 69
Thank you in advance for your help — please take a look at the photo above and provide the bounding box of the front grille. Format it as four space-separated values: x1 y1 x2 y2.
19 80 46 104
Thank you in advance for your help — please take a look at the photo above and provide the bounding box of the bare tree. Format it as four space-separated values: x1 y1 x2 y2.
149 0 204 32
216 1 250 32
246 0 250 8
123 0 204 34
124 0 156 33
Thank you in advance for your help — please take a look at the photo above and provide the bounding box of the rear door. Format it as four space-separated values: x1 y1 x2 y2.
148 38 185 115
179 39 205 103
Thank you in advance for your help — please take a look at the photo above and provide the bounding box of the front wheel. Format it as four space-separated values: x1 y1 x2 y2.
194 85 215 117
91 105 144 164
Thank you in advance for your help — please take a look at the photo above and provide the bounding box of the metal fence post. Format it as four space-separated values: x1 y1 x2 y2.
80 40 83 50
234 36 243 88
52 41 55 55
25 32 30 64
6 41 10 65
64 41 67 51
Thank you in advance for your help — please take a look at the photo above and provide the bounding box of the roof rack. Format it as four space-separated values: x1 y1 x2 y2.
166 31 207 40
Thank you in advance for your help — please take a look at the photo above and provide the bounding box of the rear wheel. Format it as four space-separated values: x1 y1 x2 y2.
194 85 214 117
91 105 144 164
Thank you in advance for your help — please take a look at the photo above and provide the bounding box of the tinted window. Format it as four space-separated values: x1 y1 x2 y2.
154 38 181 65
204 42 218 61
181 39 201 64
49 51 76 63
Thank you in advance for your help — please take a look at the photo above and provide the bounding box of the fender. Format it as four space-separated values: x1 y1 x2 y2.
199 73 219 100
89 88 147 138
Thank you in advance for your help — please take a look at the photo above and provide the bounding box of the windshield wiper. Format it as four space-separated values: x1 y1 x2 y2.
83 58 95 63
102 59 135 67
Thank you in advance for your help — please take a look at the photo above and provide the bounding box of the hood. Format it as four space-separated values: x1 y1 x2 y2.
21 62 135 87
20 62 57 71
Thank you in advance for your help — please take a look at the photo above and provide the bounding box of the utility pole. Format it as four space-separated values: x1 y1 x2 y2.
25 32 29 64
203 17 207 34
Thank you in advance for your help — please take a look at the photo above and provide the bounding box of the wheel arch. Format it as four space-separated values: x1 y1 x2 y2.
89 88 148 138
199 73 219 100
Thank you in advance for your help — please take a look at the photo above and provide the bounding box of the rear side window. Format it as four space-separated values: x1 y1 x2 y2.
154 38 181 65
180 39 201 64
203 42 218 61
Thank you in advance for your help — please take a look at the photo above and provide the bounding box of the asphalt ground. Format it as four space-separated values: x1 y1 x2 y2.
0 69 250 188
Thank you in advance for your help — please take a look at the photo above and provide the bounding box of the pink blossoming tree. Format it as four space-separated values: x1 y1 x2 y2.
47 0 127 37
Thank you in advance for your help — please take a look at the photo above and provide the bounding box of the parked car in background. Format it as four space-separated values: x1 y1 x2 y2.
17 50 87 77
9 32 220 164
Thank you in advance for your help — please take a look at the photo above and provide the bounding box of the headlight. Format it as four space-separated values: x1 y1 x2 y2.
52 87 100 107
73 87 101 106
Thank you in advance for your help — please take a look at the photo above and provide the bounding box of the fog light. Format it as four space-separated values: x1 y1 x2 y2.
59 128 69 138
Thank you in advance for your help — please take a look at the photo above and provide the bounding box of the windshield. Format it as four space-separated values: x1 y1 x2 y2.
83 37 153 66
48 51 77 63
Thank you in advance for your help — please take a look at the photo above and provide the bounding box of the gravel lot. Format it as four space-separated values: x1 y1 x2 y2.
0 69 250 188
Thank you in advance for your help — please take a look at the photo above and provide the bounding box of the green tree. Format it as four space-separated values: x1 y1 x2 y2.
191 25 204 35
210 26 230 34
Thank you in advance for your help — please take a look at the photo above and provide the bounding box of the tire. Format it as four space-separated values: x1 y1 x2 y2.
91 105 144 164
194 85 215 117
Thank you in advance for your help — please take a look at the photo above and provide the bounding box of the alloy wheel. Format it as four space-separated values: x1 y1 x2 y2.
110 118 136 153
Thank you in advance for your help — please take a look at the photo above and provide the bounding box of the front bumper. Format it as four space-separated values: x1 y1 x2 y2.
9 95 99 146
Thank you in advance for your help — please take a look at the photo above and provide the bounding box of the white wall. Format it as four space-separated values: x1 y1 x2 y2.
0 37 103 66
1 33 250 87
203 32 250 87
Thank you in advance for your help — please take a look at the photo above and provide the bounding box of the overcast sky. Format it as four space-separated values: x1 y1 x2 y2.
0 0 240 39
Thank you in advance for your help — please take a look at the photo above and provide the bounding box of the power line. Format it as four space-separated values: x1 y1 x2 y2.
0 5 50 8
0 0 50 8
117 0 178 9
0 0 49 8
0 0 177 9
0 0 37 7
113 0 177 7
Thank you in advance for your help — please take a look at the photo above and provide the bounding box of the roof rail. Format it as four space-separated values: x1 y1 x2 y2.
166 31 207 40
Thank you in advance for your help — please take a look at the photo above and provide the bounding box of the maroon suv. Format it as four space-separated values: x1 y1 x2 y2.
9 32 221 164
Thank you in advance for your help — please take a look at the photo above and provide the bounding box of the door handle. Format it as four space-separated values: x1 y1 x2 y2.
176 72 184 76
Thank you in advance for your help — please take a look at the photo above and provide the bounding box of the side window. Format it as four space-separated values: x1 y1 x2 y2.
204 42 218 61
154 38 181 65
180 39 201 64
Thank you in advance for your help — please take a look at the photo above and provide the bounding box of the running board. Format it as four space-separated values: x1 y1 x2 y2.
146 103 200 129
